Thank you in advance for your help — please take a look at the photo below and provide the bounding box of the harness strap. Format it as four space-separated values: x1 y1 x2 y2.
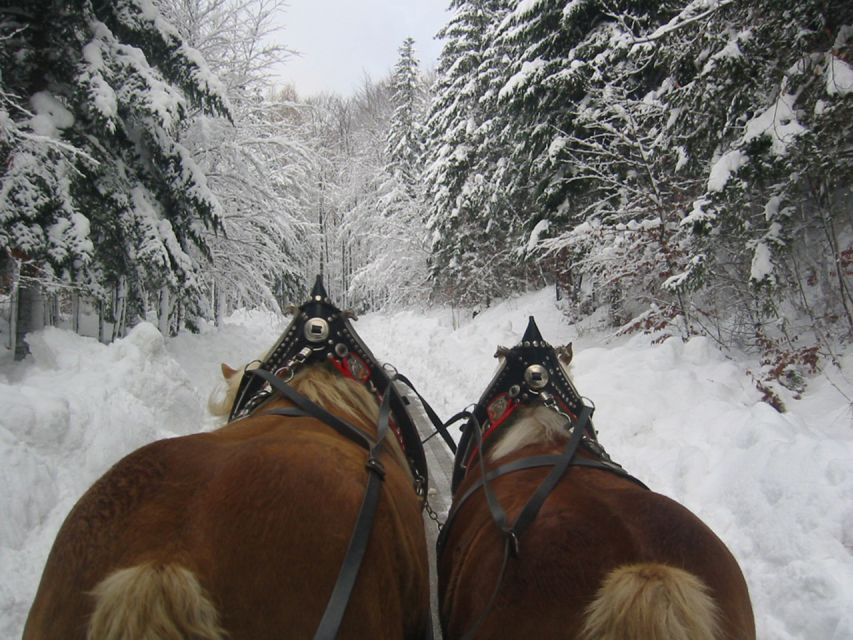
438 407 650 638
314 383 392 640
251 369 374 451
393 372 458 454
437 450 647 553
509 404 590 546
247 368 392 640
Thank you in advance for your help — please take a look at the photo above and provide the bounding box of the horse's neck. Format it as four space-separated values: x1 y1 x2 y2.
487 405 572 462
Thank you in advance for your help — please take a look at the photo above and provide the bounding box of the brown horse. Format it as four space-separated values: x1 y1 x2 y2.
24 357 431 639
437 319 755 640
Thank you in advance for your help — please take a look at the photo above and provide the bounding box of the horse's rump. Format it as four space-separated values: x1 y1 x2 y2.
25 365 430 639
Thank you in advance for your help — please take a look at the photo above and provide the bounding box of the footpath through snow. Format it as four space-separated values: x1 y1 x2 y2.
1 288 852 639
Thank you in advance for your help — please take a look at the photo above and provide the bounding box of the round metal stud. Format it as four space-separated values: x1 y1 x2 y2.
508 384 521 398
524 364 550 390
304 317 330 343
335 343 349 357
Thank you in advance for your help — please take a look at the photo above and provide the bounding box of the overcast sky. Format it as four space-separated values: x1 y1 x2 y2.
271 1 451 97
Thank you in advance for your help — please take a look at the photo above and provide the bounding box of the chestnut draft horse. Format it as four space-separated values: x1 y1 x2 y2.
437 318 755 640
24 280 431 640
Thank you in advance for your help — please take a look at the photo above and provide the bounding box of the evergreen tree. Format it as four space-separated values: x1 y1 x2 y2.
354 38 431 307
423 0 518 306
657 0 853 352
0 0 230 347
385 37 425 198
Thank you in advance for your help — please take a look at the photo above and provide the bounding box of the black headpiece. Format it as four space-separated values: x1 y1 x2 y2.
451 316 596 491
228 275 428 486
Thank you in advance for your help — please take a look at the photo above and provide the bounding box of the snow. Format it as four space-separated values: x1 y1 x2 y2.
2 288 853 638
28 92 74 137
526 219 550 253
743 93 806 156
750 240 775 285
707 148 748 192
700 29 751 76
498 58 546 100
826 56 853 96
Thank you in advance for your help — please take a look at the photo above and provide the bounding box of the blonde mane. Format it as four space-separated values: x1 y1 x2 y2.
209 360 410 476
488 404 573 462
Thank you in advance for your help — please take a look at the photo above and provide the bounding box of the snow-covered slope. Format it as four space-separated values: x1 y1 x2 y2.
2 289 851 638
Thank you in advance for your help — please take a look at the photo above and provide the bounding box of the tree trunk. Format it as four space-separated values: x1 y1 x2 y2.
158 287 171 336
112 277 128 341
14 276 44 361
213 279 225 327
71 290 80 333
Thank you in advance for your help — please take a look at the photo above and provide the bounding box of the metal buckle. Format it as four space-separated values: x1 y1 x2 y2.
365 457 386 479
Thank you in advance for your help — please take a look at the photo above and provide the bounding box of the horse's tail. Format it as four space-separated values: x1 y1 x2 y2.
87 563 226 640
580 563 720 640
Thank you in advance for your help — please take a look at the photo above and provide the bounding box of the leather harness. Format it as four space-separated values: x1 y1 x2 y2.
436 318 647 639
226 276 442 640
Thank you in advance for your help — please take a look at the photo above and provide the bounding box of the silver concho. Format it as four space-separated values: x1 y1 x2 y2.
304 317 330 343
524 364 549 390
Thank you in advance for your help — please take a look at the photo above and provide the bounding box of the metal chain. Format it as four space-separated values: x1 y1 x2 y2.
424 494 445 531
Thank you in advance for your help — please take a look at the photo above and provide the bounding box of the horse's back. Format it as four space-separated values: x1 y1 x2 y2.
440 466 754 639
25 420 429 639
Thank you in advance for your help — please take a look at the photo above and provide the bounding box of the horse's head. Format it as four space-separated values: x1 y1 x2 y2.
450 317 595 491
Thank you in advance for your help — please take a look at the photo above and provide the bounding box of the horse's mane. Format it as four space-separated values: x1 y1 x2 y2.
209 361 410 476
488 405 572 462
290 364 379 433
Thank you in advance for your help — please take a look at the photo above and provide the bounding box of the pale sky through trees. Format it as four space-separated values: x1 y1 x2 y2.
272 0 449 97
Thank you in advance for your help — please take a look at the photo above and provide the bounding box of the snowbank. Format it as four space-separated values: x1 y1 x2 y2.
1 289 851 638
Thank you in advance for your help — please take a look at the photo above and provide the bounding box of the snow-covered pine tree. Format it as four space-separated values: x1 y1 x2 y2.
497 1 697 324
347 37 431 308
1 0 230 350
423 0 519 307
658 0 853 359
385 37 425 199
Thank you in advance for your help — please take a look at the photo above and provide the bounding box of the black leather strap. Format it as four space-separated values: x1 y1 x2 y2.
246 368 393 640
313 464 385 639
394 372 458 454
509 405 590 545
251 368 374 451
313 380 393 639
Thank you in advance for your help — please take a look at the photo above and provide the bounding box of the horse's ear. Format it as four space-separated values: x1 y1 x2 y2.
221 363 238 380
557 343 573 366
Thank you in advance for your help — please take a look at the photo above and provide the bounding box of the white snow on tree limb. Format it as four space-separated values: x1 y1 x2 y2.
742 93 806 156
825 55 853 96
526 219 550 254
706 148 748 192
28 92 74 138
498 58 546 100
750 240 775 286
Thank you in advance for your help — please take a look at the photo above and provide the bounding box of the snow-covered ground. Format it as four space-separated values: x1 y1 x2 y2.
2 288 852 638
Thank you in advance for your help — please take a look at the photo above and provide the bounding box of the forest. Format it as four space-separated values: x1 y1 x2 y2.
1 0 851 399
